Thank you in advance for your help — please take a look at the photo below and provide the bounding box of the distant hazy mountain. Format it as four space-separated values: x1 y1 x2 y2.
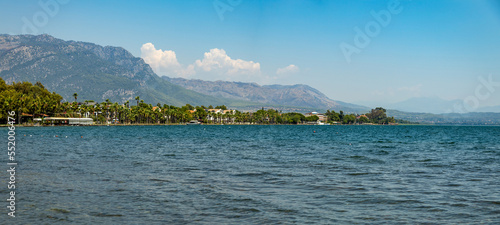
0 34 247 106
386 109 500 125
164 77 369 113
386 97 500 114
386 97 462 114
476 105 500 113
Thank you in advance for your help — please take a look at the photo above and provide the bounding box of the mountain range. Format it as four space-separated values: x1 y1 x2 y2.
164 77 368 113
386 110 500 125
385 97 500 114
0 34 273 108
0 34 367 112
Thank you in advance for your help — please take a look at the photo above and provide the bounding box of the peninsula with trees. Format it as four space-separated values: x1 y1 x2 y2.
0 79 408 126
1 34 498 125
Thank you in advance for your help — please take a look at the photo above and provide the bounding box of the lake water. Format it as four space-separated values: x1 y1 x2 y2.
1 125 499 224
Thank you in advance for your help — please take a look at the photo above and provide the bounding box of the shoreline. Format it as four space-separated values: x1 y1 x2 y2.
1 123 497 127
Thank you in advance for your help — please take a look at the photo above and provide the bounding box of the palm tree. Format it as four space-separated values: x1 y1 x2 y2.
217 112 222 124
71 102 79 117
227 112 235 124
100 102 108 123
135 96 140 106
82 104 90 118
208 111 215 124
124 108 132 124
111 102 119 123
180 111 188 123
161 104 169 124
131 105 139 124
61 102 70 117
142 107 149 124
222 113 228 124
173 110 181 123
167 107 174 124
123 102 129 123
73 93 78 102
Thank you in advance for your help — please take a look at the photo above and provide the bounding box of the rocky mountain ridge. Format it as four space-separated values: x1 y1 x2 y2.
0 34 236 106
165 77 368 112
0 34 368 112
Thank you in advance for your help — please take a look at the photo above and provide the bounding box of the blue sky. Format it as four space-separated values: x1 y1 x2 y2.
1 0 500 108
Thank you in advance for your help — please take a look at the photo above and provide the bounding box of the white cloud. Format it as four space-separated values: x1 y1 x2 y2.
141 44 260 80
141 43 301 84
141 43 180 69
140 43 194 78
195 48 260 76
276 64 299 75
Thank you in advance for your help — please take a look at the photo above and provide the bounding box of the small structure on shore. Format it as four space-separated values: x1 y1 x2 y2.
34 117 94 125
186 120 202 125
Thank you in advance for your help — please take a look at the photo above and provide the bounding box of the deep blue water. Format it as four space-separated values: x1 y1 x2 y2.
1 125 500 224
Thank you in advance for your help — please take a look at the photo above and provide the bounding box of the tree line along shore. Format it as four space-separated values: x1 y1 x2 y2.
0 79 414 125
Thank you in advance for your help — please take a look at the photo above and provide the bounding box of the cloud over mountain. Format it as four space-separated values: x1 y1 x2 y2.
276 64 299 75
195 48 260 76
141 43 261 81
140 43 194 78
140 43 293 83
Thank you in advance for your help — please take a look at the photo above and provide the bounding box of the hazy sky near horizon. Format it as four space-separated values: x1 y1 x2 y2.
1 0 500 107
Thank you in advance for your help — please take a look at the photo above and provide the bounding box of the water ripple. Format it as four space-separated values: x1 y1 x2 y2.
2 125 499 224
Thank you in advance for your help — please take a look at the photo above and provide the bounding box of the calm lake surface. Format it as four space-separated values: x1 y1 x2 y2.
1 125 499 224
